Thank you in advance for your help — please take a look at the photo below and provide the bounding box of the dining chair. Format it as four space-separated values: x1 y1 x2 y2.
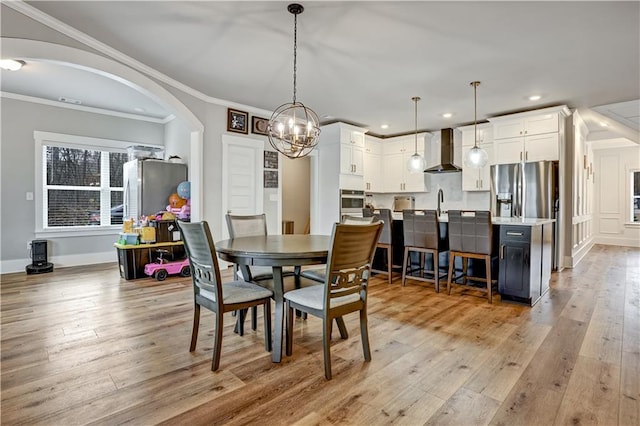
284 221 383 380
225 213 295 333
300 214 377 284
363 208 396 284
177 220 273 371
401 209 449 291
446 210 497 303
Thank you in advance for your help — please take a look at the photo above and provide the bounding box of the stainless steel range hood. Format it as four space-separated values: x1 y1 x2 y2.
423 128 461 173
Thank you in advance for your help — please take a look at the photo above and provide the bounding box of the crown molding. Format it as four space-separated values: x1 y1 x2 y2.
1 91 174 124
4 1 274 117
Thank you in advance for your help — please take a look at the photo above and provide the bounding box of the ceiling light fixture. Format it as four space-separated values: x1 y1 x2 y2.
380 124 389 129
407 96 427 173
267 3 320 159
0 59 25 71
529 95 541 101
464 81 488 168
442 113 452 118
600 121 609 127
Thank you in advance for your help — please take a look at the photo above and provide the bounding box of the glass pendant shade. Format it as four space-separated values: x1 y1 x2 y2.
465 81 488 168
465 145 488 167
267 4 320 159
407 152 426 172
407 96 426 173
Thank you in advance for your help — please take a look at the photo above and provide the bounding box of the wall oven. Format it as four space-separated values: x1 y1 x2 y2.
340 189 365 217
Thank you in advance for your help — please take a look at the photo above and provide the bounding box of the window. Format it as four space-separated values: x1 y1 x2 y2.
44 146 127 227
35 131 162 234
632 170 640 223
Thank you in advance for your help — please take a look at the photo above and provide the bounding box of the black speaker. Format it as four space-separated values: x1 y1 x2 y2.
31 239 48 266
26 239 53 274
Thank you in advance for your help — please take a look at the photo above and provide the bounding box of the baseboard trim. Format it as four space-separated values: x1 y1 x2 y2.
594 236 640 248
570 239 595 267
1 251 116 275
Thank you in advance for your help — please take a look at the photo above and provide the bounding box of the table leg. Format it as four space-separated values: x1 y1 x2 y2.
272 265 284 363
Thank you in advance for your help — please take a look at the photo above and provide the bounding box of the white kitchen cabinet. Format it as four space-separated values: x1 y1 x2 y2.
364 137 382 192
490 107 569 165
493 113 559 139
459 123 494 191
339 128 365 176
494 133 559 164
382 134 427 193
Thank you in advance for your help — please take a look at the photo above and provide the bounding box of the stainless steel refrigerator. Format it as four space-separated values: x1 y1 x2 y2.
490 161 560 268
123 159 188 220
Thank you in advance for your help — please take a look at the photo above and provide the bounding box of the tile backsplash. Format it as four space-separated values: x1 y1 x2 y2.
367 172 491 212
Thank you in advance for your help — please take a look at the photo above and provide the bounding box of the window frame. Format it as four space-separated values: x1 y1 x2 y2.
34 131 162 238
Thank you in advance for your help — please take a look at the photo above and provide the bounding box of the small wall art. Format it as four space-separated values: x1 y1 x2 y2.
264 151 278 169
264 170 278 188
252 116 270 136
227 108 248 134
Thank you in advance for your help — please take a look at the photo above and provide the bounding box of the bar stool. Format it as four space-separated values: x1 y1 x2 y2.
363 208 395 284
446 210 496 303
401 210 449 292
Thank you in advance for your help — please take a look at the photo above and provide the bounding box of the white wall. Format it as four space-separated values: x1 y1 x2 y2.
593 145 640 247
282 156 310 234
0 97 165 272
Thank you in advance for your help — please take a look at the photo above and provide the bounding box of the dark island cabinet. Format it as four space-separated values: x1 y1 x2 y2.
498 224 547 306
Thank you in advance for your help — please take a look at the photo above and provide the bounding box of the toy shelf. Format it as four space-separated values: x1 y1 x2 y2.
114 241 185 280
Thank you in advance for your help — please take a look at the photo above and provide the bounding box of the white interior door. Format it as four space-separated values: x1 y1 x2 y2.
221 135 264 243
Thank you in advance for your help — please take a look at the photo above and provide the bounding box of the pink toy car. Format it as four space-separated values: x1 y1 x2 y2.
144 257 191 281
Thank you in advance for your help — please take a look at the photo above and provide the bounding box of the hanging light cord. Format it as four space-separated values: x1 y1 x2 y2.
292 11 298 104
413 96 420 153
472 81 480 149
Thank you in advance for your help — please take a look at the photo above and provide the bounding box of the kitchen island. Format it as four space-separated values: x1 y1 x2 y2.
385 212 554 306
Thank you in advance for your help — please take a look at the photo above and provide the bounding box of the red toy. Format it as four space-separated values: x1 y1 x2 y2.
144 253 191 281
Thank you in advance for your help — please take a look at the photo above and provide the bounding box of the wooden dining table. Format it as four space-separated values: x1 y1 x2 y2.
216 234 330 363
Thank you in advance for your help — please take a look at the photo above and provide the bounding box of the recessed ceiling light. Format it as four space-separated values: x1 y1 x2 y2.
529 95 541 101
442 113 452 118
0 59 25 71
600 121 608 127
58 96 82 105
380 124 389 129
134 107 146 113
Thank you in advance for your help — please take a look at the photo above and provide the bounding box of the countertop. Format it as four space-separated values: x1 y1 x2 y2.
391 212 555 226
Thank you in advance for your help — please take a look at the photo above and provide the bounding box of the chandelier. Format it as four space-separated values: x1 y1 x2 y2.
267 3 321 159
407 96 426 173
464 81 488 168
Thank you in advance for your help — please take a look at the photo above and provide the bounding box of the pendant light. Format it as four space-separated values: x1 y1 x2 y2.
267 3 321 159
407 96 426 173
464 81 488 168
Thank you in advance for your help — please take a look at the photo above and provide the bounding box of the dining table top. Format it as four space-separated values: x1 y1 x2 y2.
216 234 331 267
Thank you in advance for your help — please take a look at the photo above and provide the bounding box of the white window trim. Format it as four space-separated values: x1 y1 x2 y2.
34 131 162 238
627 168 640 227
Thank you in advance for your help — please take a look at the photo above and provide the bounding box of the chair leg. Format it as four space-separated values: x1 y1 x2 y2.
485 255 493 304
323 317 332 380
236 308 246 336
285 301 294 356
433 251 440 293
386 246 392 284
462 257 468 285
402 246 410 286
335 317 349 339
264 300 272 352
190 304 200 352
360 308 372 362
251 306 258 331
447 252 455 295
211 310 224 371
420 252 425 278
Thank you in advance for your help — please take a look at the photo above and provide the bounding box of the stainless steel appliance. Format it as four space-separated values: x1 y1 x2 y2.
393 195 415 212
423 128 462 173
123 159 188 220
340 189 365 217
491 161 560 268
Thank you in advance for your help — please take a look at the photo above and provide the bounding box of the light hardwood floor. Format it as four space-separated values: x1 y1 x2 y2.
1 244 638 425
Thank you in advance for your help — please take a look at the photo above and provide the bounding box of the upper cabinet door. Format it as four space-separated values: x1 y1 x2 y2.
524 114 558 136
524 133 559 162
493 118 525 139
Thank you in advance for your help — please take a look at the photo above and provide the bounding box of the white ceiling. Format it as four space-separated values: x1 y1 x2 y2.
3 1 639 139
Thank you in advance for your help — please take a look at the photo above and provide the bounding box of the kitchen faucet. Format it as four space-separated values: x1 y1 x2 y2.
437 189 444 216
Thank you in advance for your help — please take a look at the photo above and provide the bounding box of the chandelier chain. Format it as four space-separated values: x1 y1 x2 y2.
292 12 298 104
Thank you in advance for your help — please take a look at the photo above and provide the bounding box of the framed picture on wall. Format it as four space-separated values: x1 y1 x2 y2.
227 108 248 134
264 151 278 169
252 116 270 136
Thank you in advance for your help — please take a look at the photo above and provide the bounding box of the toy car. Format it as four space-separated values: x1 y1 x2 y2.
144 257 191 281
